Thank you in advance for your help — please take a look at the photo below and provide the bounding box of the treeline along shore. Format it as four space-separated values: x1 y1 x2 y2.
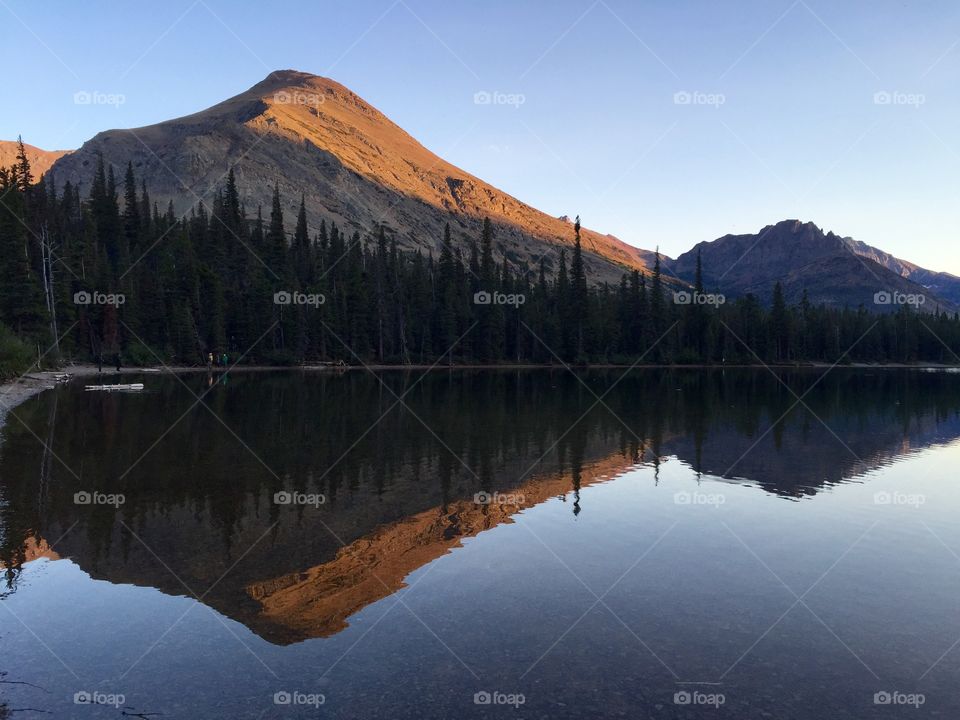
2 141 960 378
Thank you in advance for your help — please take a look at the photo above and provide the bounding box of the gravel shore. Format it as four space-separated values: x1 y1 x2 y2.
0 365 112 432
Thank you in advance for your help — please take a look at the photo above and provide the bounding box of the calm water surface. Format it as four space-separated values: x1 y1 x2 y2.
1 368 959 718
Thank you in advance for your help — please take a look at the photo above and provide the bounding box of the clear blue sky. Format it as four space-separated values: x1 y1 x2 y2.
2 0 959 272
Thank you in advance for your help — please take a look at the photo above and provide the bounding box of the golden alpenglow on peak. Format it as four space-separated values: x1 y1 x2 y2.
48 70 657 285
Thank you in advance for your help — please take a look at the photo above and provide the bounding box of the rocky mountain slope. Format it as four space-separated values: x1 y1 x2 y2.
48 70 653 284
0 140 69 177
840 236 960 306
669 220 956 312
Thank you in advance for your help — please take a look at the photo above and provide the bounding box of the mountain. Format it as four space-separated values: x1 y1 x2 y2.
0 140 70 178
840 237 960 306
48 70 654 283
670 220 956 312
12 72 956 306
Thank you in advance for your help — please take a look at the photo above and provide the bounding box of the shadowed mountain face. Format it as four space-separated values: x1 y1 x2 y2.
670 220 957 312
47 70 652 284
840 236 960 306
2 368 960 645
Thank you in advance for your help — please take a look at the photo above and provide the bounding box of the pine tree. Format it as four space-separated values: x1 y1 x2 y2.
293 194 310 286
688 248 706 360
0 169 45 336
649 249 665 360
14 136 33 191
476 218 502 361
770 280 789 361
267 182 289 280
556 249 572 359
435 222 458 362
570 215 588 361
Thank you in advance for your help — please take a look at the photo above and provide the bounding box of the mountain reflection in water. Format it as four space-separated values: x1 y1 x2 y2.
2 368 958 645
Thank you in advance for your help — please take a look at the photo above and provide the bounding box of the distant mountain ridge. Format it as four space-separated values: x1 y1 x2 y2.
669 220 957 313
839 236 960 306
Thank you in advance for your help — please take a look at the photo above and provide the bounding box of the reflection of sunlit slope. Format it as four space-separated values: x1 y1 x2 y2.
1 376 644 646
0 537 58 569
7 369 960 645
244 453 639 645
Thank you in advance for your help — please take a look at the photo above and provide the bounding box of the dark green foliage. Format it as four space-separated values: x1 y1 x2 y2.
0 322 32 379
0 156 959 368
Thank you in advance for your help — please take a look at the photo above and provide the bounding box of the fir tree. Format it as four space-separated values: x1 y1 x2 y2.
570 215 588 360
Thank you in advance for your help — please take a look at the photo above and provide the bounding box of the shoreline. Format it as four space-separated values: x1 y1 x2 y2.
1 360 957 436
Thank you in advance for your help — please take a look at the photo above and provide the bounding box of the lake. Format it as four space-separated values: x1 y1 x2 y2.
1 368 959 718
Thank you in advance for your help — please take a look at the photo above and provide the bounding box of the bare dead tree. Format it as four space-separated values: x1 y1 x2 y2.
39 223 59 356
